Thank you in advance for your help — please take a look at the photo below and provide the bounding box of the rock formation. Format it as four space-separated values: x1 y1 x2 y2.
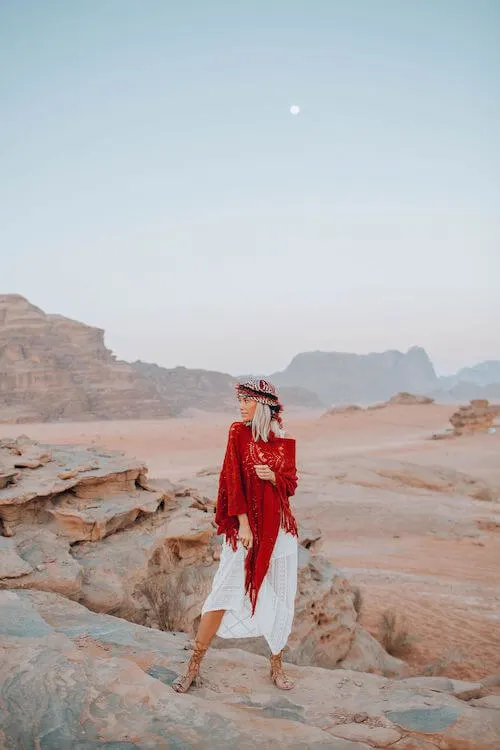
272 346 439 405
322 392 435 417
0 294 322 422
450 400 499 436
1 438 500 747
133 360 324 412
386 392 434 406
0 294 177 422
2 589 499 748
0 435 400 675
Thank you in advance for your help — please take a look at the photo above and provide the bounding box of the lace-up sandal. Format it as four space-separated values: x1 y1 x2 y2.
172 641 208 693
270 651 295 690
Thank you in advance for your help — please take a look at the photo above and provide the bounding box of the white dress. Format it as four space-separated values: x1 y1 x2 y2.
202 527 298 655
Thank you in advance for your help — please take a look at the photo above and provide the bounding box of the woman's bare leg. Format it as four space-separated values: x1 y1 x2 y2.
195 609 225 644
172 609 225 693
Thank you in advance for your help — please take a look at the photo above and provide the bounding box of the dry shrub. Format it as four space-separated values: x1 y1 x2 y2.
379 610 414 656
352 586 363 616
141 576 182 631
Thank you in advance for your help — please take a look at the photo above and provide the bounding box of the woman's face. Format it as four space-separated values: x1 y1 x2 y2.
238 395 257 422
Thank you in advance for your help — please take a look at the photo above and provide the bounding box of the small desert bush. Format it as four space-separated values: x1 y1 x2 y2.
379 610 414 656
141 576 182 632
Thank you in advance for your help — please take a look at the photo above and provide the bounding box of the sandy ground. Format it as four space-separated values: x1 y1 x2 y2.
3 403 499 680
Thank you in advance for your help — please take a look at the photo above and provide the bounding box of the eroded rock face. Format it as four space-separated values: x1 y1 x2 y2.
0 435 396 677
0 295 322 422
1 590 499 750
450 400 498 436
0 294 179 422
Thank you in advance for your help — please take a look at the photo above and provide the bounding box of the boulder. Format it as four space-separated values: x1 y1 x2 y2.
450 400 496 435
340 627 408 677
1 590 499 749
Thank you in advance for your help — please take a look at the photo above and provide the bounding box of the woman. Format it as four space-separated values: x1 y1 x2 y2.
172 378 299 693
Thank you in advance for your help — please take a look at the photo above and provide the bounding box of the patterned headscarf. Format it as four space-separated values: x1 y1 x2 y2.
236 378 284 426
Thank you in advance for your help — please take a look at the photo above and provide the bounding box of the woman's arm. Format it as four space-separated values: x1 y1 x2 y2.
222 423 248 516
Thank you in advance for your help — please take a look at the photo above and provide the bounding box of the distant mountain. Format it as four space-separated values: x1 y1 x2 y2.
270 346 438 405
131 362 235 413
430 381 500 404
132 362 323 411
1 294 498 424
439 361 500 390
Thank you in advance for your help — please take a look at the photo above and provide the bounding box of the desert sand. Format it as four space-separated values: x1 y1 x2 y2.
3 402 499 681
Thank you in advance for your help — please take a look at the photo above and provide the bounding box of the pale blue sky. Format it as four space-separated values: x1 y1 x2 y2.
1 1 499 375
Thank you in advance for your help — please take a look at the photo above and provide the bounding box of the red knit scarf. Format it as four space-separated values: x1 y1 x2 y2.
215 422 298 614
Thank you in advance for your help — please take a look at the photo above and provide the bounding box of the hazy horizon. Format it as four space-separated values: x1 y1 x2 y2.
1 1 499 376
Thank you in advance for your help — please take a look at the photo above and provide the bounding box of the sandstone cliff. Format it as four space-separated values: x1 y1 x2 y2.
0 295 322 422
0 295 176 422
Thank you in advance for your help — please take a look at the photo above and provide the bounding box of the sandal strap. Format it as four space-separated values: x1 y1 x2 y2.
173 641 209 690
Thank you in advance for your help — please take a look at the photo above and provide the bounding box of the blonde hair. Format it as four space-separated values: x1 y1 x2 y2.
251 402 284 442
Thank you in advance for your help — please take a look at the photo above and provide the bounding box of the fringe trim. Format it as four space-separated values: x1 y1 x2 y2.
218 520 239 552
244 550 258 615
244 500 297 616
281 498 298 537
226 526 238 552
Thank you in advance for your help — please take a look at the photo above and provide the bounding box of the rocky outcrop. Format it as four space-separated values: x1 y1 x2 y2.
272 346 438 405
323 393 435 417
0 295 322 422
0 436 398 675
450 400 499 436
2 589 499 749
0 294 177 422
386 392 434 406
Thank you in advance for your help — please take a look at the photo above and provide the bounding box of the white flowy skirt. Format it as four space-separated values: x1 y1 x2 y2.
202 528 298 655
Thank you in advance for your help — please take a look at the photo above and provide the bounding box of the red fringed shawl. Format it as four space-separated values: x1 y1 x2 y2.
215 421 298 614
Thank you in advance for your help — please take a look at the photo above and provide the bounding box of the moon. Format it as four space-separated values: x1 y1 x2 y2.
289 105 300 115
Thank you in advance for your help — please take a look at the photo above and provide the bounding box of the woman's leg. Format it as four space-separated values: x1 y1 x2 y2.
195 609 226 644
172 609 225 693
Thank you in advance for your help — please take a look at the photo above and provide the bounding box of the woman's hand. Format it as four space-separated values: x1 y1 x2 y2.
237 515 253 550
255 464 276 484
